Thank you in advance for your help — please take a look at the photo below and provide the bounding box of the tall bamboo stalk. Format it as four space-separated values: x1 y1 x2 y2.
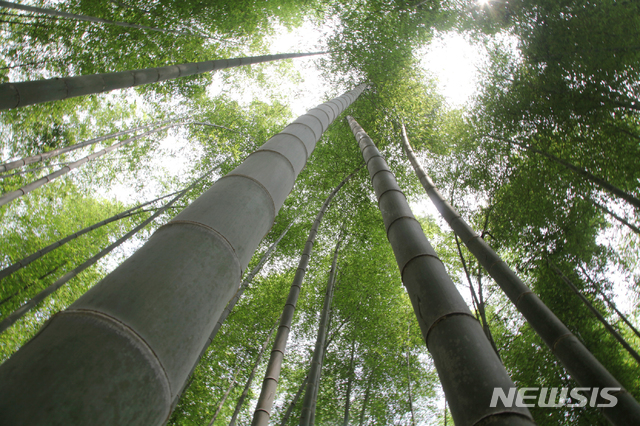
549 261 640 365
228 318 280 426
0 190 180 281
343 340 356 426
0 52 327 110
0 86 365 425
358 375 372 426
299 239 341 425
578 264 640 340
0 0 201 37
0 118 176 173
350 117 534 426
0 121 184 208
0 165 218 334
401 124 640 425
251 169 358 426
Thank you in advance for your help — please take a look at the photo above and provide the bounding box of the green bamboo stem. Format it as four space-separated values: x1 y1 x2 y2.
0 165 218 335
0 190 180 282
299 238 341 425
0 52 327 110
0 118 176 173
351 117 534 426
402 124 640 425
0 0 206 37
0 85 365 425
0 122 184 208
251 170 358 426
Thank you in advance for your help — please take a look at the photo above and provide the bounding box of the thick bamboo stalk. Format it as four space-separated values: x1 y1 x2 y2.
0 0 200 37
228 318 280 426
401 124 640 425
0 166 217 334
0 85 365 425
251 170 358 426
0 190 180 281
0 118 176 173
299 239 341 425
0 52 327 110
549 261 640 365
350 117 534 426
208 223 293 344
0 122 184 207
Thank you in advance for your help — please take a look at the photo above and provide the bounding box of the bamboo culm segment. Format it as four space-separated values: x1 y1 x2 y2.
251 169 358 426
0 118 177 173
400 124 640 425
0 190 180 281
299 239 340 426
349 116 534 426
172 223 293 410
0 122 185 208
0 52 326 110
0 165 219 335
0 85 365 425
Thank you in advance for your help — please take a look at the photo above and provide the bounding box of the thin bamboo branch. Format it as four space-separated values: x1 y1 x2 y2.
578 264 640 341
299 238 341 425
592 201 640 235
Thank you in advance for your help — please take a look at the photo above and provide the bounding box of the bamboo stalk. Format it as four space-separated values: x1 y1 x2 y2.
251 170 358 426
0 118 176 173
351 117 534 426
299 238 341 425
0 0 206 37
0 122 184 208
549 261 640 365
0 52 327 110
0 85 365 425
401 124 640 425
0 190 180 281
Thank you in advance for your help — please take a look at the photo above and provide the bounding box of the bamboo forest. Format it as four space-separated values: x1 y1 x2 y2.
1 0 640 425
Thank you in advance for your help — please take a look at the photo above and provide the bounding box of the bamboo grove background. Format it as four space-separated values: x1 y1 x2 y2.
1 0 640 425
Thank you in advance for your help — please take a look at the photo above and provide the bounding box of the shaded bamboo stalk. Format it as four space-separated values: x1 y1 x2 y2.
0 164 219 334
0 190 180 282
401 123 640 425
0 118 176 173
549 261 640 365
0 261 67 307
407 349 416 426
210 363 243 426
228 318 280 426
251 170 358 426
0 86 365 425
578 264 640 341
0 52 327 110
0 122 183 208
0 0 206 37
358 374 373 426
299 238 341 425
352 117 534 425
